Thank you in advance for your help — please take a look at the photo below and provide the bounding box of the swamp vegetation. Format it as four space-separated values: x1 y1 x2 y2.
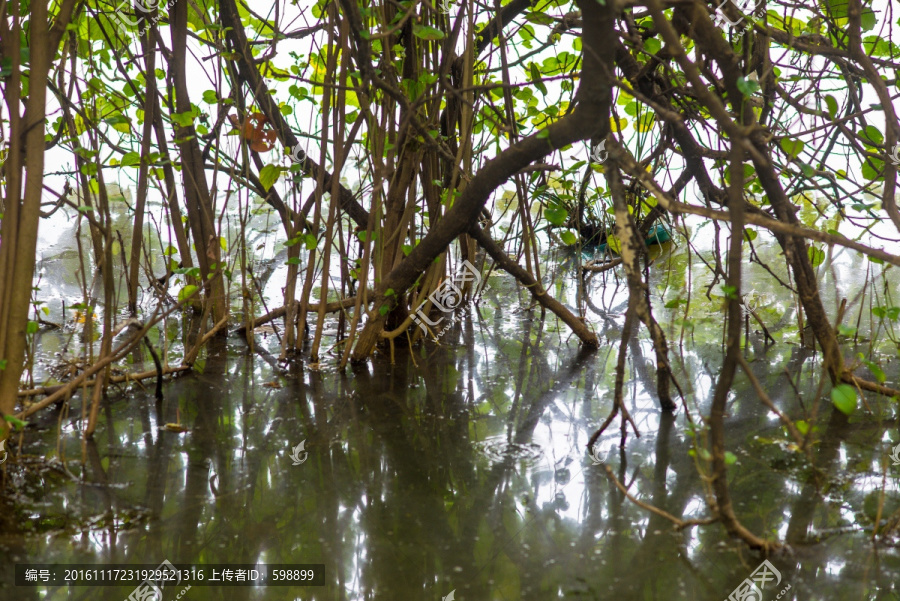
2 0 900 598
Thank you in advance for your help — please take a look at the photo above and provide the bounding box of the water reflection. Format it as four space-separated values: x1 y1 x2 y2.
6 211 900 600
4 286 900 601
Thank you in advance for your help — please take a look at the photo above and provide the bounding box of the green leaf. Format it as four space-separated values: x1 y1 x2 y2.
26 321 39 334
529 63 547 96
304 233 318 250
202 90 219 104
104 114 132 134
795 420 809 436
524 11 554 25
174 267 201 277
825 94 839 119
736 76 759 96
862 156 884 181
544 207 568 226
743 228 757 242
378 304 390 316
178 285 199 303
807 245 825 267
286 257 301 265
413 25 445 40
170 110 194 127
385 288 396 297
724 451 737 466
259 164 281 191
860 356 886 383
780 138 805 159
860 125 884 146
120 152 140 167
560 231 578 246
606 234 622 255
837 324 857 336
634 113 655 132
3 414 27 430
861 8 876 31
831 384 857 415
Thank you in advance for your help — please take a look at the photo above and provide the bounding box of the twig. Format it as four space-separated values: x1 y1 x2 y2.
18 366 190 398
583 257 623 273
235 295 370 334
602 464 717 530
842 373 900 398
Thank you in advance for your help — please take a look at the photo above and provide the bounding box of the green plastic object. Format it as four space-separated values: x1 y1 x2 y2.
645 223 672 245
594 224 671 254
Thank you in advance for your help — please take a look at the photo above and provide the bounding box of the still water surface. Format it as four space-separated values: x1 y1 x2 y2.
3 209 900 600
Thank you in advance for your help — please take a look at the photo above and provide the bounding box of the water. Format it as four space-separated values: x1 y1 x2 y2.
4 201 900 600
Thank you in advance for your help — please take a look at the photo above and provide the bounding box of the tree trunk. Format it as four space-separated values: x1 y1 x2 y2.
0 0 79 435
170 0 227 325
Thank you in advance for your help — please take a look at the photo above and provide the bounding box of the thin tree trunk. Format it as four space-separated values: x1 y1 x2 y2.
707 145 774 551
126 21 158 313
170 0 227 325
0 0 79 433
606 165 675 411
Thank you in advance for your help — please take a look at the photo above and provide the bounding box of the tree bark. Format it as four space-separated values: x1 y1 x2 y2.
170 0 227 325
606 165 676 411
350 0 616 360
0 0 79 435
